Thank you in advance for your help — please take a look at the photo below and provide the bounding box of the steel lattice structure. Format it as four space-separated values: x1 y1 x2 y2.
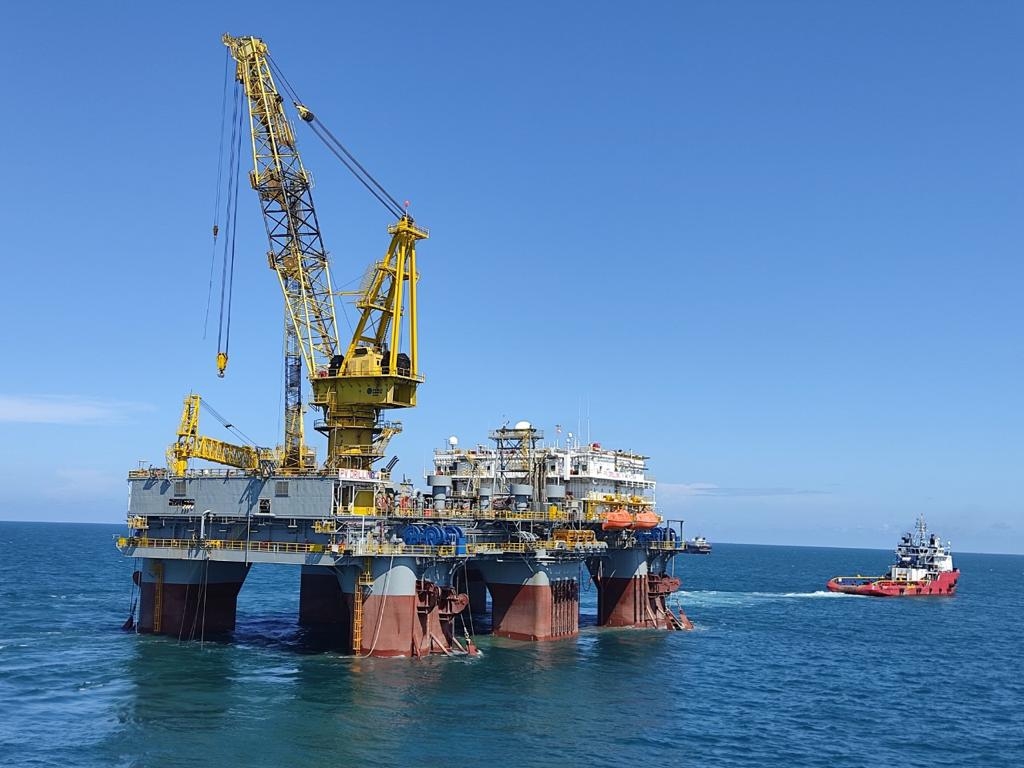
223 34 426 471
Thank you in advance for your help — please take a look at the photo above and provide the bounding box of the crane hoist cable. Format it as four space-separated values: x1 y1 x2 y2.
203 48 233 341
215 85 245 377
198 396 261 448
306 120 404 218
266 55 406 219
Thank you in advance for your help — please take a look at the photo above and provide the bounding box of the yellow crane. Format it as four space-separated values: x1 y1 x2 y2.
215 34 426 473
169 35 426 477
166 394 276 476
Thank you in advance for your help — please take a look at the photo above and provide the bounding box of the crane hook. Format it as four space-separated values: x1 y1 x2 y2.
294 103 315 122
216 351 228 378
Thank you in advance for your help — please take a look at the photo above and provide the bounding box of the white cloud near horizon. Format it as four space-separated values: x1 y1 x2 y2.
658 482 831 500
657 482 719 499
42 467 128 503
0 394 154 425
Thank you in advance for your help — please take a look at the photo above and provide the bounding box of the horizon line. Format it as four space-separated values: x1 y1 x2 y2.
1 518 1020 557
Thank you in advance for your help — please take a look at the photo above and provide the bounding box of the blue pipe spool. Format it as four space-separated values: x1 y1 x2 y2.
401 525 425 546
423 524 445 546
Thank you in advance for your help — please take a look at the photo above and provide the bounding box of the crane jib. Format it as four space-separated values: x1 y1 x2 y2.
215 34 426 473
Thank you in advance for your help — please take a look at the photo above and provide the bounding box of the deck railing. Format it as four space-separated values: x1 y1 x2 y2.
114 536 642 557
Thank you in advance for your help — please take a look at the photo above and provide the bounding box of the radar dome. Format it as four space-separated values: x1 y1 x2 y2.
448 435 459 446
514 420 532 430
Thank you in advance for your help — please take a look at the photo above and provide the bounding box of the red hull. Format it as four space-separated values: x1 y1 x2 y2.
826 569 959 597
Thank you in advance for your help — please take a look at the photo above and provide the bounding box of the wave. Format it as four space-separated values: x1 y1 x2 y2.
678 589 853 605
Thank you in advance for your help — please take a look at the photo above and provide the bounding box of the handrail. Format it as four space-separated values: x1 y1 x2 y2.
114 536 460 558
387 508 617 523
114 536 619 557
116 536 327 554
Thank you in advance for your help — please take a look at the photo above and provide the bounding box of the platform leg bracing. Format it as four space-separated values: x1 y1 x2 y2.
136 558 250 638
647 552 686 629
646 572 683 630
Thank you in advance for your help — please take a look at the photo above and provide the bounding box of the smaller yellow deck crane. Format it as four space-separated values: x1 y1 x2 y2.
166 394 276 476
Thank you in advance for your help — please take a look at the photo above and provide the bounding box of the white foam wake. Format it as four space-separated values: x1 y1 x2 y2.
678 589 851 605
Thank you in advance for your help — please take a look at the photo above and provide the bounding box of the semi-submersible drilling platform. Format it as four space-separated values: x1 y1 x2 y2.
117 35 694 657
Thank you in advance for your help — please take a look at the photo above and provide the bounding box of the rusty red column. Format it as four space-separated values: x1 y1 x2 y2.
588 548 649 627
587 549 684 629
476 560 579 641
342 558 468 657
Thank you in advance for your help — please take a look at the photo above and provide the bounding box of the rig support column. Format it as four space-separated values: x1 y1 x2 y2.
476 560 579 641
587 549 683 629
343 557 468 657
136 558 250 637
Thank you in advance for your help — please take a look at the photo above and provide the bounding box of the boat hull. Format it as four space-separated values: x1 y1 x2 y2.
826 569 959 597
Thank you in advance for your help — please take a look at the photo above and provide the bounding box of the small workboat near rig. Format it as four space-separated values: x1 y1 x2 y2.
827 516 959 597
684 536 711 554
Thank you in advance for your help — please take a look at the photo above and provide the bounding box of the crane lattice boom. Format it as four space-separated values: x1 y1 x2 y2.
224 34 339 372
223 34 426 471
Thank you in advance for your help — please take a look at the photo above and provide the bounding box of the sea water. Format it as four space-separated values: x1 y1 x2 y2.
0 521 1021 767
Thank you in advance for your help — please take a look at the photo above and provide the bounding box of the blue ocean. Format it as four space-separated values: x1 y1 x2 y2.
0 521 1021 767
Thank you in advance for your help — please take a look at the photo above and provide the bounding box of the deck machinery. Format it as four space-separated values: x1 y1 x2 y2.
117 35 693 657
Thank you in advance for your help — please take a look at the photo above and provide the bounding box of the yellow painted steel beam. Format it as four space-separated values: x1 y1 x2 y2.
166 394 273 475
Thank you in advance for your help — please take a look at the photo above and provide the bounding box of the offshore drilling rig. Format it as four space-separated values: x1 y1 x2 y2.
117 35 694 657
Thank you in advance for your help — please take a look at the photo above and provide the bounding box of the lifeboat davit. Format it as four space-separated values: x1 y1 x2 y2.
601 508 632 530
632 509 660 529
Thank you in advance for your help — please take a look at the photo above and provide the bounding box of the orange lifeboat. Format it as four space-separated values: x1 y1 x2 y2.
601 507 632 531
632 509 660 529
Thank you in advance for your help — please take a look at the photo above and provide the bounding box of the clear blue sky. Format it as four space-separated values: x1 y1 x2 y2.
1 1 1021 553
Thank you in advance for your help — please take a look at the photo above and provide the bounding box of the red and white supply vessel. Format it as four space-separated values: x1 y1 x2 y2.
827 516 959 597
